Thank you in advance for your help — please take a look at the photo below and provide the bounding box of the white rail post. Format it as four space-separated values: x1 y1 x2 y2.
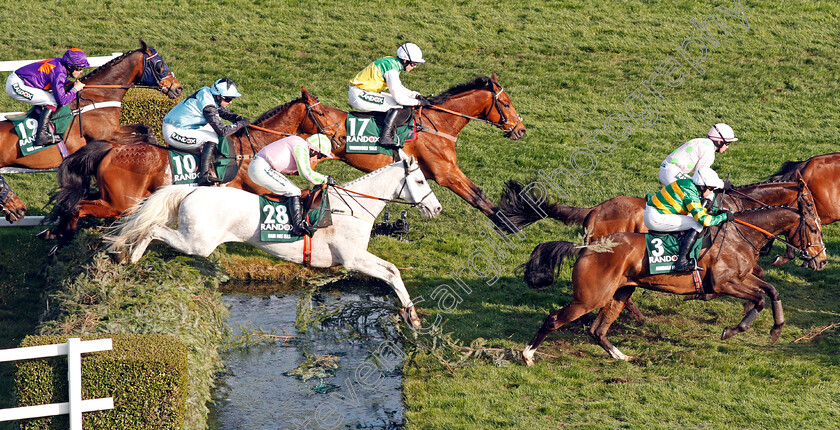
67 338 82 430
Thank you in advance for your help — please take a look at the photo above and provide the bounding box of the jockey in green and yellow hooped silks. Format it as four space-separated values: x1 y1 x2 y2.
659 123 738 186
644 168 733 272
248 134 337 236
162 78 250 186
5 48 90 148
348 42 431 149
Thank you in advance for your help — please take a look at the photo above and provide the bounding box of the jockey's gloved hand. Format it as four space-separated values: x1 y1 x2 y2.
326 176 338 186
236 115 251 123
722 209 734 222
723 180 734 190
415 94 432 107
235 119 249 129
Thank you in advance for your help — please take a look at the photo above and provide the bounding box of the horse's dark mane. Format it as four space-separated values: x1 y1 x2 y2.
254 95 306 125
767 159 807 182
427 75 492 105
79 49 139 83
731 179 792 190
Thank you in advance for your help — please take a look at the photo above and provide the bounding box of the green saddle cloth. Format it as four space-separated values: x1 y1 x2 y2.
258 194 330 242
645 232 703 275
344 113 415 155
10 106 73 156
169 137 234 185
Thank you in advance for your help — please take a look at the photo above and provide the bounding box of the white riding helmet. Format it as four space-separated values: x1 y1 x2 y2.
708 123 738 144
692 168 725 189
209 78 242 98
396 43 425 64
306 134 334 159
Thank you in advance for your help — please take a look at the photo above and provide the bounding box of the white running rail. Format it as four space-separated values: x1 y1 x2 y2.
0 338 114 429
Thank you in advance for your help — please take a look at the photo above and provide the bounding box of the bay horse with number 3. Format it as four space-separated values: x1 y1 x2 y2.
0 38 181 213
520 179 826 364
303 73 526 233
47 89 331 245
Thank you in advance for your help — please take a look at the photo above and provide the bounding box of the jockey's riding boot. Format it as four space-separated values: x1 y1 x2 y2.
34 107 58 147
288 195 315 236
673 229 701 272
378 108 403 149
196 142 221 186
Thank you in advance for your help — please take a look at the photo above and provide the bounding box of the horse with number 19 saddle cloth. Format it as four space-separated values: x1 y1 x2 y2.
8 106 73 157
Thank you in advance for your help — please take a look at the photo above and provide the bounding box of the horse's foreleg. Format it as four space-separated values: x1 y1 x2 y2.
718 275 767 340
623 298 646 325
432 164 519 233
341 251 421 329
522 302 592 366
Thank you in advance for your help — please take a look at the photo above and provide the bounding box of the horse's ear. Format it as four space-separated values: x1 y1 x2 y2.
795 170 805 186
139 38 148 52
301 87 309 97
491 72 499 82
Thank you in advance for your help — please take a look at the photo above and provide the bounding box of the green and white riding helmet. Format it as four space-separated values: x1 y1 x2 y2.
306 134 334 159
209 78 242 98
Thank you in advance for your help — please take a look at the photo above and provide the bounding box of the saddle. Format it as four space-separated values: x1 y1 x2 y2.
263 186 327 213
259 186 332 243
10 106 73 157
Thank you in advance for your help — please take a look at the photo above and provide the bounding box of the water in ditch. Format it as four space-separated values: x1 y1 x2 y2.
208 287 405 429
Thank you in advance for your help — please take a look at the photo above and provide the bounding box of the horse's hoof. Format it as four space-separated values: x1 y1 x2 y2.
108 251 127 264
721 327 736 340
523 356 534 367
47 245 59 257
769 327 782 344
37 229 57 241
770 255 788 266
399 307 422 329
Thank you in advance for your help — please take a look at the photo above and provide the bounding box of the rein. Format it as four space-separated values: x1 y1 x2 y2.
424 83 521 134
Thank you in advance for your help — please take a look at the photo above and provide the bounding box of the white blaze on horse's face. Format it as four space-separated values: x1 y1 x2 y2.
400 159 441 218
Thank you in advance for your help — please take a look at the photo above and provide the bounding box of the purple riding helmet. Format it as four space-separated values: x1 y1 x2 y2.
61 48 90 70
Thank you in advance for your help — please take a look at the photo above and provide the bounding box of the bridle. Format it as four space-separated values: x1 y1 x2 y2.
0 176 21 219
728 188 825 263
304 98 341 149
423 79 522 136
329 160 435 220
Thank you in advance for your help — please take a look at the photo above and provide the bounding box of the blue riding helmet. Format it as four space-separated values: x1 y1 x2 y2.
209 78 242 98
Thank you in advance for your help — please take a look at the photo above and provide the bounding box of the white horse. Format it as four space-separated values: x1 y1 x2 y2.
106 157 442 327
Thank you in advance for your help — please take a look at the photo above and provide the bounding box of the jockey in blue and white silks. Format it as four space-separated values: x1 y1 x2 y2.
163 78 249 186
347 43 431 149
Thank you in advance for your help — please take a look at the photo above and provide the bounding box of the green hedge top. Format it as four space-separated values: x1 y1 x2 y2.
16 333 188 430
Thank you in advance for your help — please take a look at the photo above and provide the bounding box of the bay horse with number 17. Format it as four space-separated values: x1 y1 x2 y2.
520 179 826 364
47 89 331 246
303 73 526 233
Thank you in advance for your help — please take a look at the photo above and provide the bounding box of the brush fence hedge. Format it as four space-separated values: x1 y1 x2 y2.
16 334 188 430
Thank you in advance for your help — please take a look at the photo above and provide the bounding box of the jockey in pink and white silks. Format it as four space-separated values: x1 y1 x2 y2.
658 123 738 186
163 78 250 186
5 48 90 148
248 134 337 236
347 42 432 149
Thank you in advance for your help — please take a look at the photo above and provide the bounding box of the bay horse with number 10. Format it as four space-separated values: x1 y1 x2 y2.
303 73 526 233
520 179 826 364
0 38 181 212
48 89 331 245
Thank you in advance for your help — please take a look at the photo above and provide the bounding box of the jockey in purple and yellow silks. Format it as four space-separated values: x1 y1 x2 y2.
248 134 337 236
658 123 738 186
644 168 733 271
5 48 90 148
348 42 431 149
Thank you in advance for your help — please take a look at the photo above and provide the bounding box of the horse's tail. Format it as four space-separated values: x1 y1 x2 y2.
767 159 807 182
105 185 195 255
50 140 115 220
499 180 593 229
519 241 584 288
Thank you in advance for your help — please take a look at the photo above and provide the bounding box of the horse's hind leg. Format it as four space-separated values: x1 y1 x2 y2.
341 251 421 329
719 274 769 340
522 302 593 366
588 287 635 360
